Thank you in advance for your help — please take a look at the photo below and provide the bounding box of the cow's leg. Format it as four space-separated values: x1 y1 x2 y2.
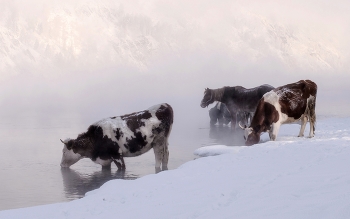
231 114 237 130
298 115 308 137
209 108 217 127
269 123 280 141
308 118 315 138
217 107 225 126
112 156 126 170
153 142 163 173
161 140 169 171
308 97 316 138
245 113 250 126
102 163 112 170
120 156 126 169
248 112 254 126
153 135 169 173
218 115 224 126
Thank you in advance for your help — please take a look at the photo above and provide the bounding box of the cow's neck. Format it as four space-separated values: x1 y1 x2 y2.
211 87 225 102
74 137 94 158
250 100 278 134
220 87 238 109
220 87 234 102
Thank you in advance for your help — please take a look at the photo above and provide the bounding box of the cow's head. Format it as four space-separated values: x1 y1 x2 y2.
239 123 261 146
200 88 214 108
60 139 83 168
245 130 260 146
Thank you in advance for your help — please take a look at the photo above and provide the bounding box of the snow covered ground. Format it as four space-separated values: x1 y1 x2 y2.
0 116 349 219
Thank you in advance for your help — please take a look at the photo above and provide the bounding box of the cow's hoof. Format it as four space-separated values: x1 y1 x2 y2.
155 167 161 173
116 169 125 174
269 134 276 141
298 134 304 137
118 166 126 171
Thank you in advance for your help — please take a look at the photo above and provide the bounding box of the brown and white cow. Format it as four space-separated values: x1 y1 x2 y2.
60 103 173 173
240 80 317 146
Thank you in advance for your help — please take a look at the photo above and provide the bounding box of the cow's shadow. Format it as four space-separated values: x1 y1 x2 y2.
209 125 245 146
60 168 137 200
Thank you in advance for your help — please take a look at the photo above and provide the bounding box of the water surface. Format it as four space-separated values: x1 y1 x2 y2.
0 113 240 210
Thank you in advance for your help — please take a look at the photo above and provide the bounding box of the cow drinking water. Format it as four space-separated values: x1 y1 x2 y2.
240 80 317 146
60 103 173 173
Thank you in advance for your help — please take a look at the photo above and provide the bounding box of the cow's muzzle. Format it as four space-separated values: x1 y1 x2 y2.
200 102 207 108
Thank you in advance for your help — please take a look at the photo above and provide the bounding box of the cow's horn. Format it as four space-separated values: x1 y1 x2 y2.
238 122 246 130
60 139 65 144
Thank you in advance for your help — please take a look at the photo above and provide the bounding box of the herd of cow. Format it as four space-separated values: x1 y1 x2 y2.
60 79 317 172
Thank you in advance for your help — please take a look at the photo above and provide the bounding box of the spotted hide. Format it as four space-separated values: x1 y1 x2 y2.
242 80 317 146
60 103 173 173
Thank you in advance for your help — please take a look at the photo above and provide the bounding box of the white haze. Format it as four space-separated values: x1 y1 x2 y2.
0 0 350 127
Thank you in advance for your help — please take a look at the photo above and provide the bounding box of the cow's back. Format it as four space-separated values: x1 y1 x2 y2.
258 84 275 97
225 84 274 112
273 80 317 121
97 103 173 157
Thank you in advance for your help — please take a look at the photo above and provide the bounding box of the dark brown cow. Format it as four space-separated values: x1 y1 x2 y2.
241 80 317 146
200 84 274 129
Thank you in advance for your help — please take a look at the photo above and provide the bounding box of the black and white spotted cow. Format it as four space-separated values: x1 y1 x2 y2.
60 103 173 172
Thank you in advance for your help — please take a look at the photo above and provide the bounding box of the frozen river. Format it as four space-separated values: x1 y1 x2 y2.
0 112 243 210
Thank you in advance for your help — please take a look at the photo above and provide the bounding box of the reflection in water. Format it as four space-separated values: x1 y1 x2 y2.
60 168 138 200
209 125 245 146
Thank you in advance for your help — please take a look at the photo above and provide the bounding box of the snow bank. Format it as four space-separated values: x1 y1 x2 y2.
194 144 243 156
1 117 350 219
